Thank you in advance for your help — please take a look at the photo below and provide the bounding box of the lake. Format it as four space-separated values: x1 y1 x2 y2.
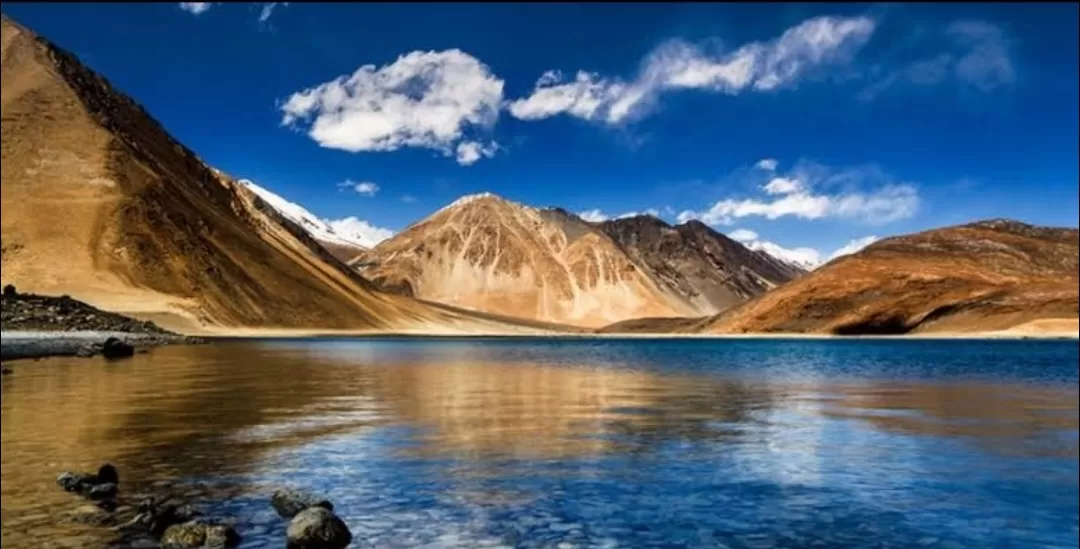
1 337 1077 548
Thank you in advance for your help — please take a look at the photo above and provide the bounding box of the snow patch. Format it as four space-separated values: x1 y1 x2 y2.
745 240 823 271
239 179 393 249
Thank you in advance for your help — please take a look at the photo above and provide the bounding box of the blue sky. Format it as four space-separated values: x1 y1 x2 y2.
3 2 1077 263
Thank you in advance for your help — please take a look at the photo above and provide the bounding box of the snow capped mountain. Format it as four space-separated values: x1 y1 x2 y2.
239 179 393 250
744 241 822 271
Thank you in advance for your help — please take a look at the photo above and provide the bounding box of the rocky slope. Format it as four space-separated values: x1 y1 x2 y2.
238 179 373 262
0 15 540 335
2 285 171 334
349 194 803 327
691 219 1079 335
595 216 804 313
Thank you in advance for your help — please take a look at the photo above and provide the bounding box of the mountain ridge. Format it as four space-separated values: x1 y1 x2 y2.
689 218 1079 335
349 193 804 327
0 14 547 335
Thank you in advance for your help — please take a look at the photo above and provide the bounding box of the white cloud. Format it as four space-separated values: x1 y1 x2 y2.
258 2 287 23
455 141 498 166
179 2 213 15
827 235 879 260
337 180 380 196
727 228 759 242
401 194 417 203
280 49 504 165
578 208 662 223
860 20 1014 99
578 209 609 222
326 217 394 248
507 15 875 125
762 176 802 195
754 158 778 171
677 162 919 226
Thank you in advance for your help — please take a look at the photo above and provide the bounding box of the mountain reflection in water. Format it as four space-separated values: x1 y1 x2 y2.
2 338 1077 548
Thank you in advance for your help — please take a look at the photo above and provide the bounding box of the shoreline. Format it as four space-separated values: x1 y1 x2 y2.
4 326 1075 364
201 331 1079 341
0 331 197 362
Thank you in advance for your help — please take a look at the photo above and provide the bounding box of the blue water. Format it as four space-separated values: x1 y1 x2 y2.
2 338 1077 549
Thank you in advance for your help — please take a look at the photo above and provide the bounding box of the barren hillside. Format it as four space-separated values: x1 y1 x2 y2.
350 195 803 327
692 219 1079 335
0 15 541 334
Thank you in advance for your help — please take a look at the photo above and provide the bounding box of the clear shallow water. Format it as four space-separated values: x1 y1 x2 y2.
1 337 1077 548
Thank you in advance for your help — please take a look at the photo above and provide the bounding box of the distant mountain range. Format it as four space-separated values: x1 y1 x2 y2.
345 193 802 327
2 14 1076 336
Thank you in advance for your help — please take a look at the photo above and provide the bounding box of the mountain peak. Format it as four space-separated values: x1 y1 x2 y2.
432 192 532 217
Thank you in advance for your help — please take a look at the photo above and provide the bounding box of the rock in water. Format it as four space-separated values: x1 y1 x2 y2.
57 471 87 492
96 463 119 484
102 337 135 359
160 520 241 549
286 507 352 549
134 498 202 538
271 488 334 519
87 482 118 501
56 464 119 498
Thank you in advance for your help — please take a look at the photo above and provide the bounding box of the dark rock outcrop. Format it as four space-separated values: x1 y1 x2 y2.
102 336 135 359
1 290 172 333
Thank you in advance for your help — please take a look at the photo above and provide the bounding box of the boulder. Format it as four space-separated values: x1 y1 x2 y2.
134 497 202 538
102 337 135 359
87 482 118 501
56 464 119 499
271 488 334 519
57 471 87 493
286 507 352 549
160 520 241 549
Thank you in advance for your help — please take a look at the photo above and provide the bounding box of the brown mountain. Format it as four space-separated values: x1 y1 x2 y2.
691 219 1079 335
595 215 804 312
0 15 542 334
349 195 803 327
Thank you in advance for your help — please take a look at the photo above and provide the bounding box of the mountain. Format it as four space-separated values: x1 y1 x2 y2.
594 216 805 312
0 15 540 335
743 241 821 271
692 219 1079 335
239 179 387 262
349 194 804 327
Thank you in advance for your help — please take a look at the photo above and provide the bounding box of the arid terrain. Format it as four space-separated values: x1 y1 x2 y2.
682 219 1078 335
349 194 802 328
0 15 554 336
1 15 1076 339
